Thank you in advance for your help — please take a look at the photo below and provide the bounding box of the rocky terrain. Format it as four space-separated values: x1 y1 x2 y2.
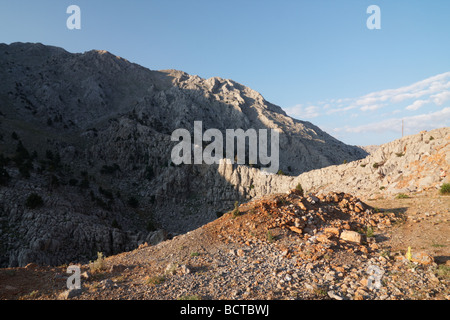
0 42 448 302
0 42 367 267
0 189 448 301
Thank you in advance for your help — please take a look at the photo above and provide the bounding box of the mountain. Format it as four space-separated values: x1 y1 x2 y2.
0 42 368 267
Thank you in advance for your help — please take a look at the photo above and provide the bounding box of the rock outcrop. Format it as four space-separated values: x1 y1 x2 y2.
218 127 449 201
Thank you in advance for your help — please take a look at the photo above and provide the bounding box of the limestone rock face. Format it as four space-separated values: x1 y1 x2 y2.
288 128 450 199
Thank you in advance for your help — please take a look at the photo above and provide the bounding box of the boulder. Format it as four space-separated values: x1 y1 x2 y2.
340 230 363 244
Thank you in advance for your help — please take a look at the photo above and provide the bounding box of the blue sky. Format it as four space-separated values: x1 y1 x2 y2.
1 0 449 146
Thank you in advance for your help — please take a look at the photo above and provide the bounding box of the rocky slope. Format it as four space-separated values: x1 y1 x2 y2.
1 189 448 301
0 42 367 267
223 127 450 201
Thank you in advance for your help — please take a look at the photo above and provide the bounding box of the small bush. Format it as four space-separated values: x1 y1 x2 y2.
231 201 240 218
295 183 304 196
436 265 450 279
89 252 106 273
146 275 165 286
25 193 44 209
373 162 380 169
366 226 374 238
267 230 275 243
440 183 450 195
396 193 409 199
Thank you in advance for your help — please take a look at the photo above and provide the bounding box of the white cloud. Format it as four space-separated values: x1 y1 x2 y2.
325 105 357 115
285 104 320 119
287 71 450 146
405 99 429 111
349 71 450 108
430 90 450 105
360 104 385 112
337 107 450 134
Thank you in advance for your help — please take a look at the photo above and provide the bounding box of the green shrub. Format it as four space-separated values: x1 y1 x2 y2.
231 201 240 218
440 183 450 195
396 193 409 199
146 275 165 286
25 193 44 209
267 230 275 243
89 252 106 273
366 226 374 238
436 265 450 279
295 183 304 196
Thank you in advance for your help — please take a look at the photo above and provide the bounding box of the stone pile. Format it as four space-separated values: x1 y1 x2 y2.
240 190 398 255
